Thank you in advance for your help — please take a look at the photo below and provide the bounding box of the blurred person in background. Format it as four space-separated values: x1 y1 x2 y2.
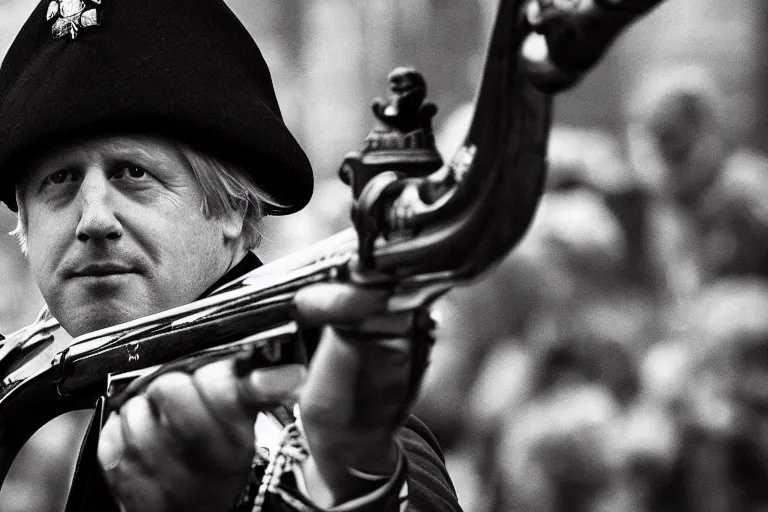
699 150 768 278
543 126 663 348
415 185 630 446
474 326 682 512
646 278 768 511
518 187 658 354
493 384 629 512
418 185 664 512
624 66 729 307
626 66 726 208
483 321 647 511
546 125 665 295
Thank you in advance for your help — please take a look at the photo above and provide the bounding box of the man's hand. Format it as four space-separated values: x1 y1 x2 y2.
97 362 306 512
97 283 429 511
295 283 429 507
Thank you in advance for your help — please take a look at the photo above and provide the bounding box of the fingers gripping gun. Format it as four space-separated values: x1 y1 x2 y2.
0 0 664 495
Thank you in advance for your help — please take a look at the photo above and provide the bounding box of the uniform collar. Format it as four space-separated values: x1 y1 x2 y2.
198 252 262 299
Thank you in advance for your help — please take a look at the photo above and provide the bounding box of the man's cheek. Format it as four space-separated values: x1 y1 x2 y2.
28 217 68 258
27 251 55 294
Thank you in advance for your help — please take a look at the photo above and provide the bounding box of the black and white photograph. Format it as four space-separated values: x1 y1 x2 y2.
0 1 767 511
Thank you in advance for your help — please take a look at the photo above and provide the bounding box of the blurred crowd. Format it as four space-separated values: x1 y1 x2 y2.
2 53 768 512
409 67 768 511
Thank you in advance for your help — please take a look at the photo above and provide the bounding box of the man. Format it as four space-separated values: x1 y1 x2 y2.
0 0 459 510
623 67 727 306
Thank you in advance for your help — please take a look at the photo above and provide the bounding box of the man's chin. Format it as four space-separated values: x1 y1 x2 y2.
53 290 158 338
62 308 145 338
48 276 198 337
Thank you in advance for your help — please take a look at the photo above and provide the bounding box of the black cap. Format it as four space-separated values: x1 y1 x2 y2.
0 0 313 214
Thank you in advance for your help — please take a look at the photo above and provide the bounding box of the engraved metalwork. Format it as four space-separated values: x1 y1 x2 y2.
338 67 443 265
47 0 102 40
339 67 443 201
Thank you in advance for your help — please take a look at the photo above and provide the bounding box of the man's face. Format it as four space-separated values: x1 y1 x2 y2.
19 134 241 337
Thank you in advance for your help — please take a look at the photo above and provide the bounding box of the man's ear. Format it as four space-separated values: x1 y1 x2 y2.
220 206 246 245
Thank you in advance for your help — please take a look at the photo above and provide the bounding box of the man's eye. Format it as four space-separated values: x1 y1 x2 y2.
115 165 148 179
45 169 77 185
128 166 146 178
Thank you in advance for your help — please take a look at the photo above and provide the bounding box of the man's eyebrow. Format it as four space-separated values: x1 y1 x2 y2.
105 145 161 161
104 144 176 168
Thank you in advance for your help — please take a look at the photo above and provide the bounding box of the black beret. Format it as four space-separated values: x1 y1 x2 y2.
0 0 313 214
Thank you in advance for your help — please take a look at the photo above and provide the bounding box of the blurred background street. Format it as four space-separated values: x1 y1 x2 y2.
2 0 768 510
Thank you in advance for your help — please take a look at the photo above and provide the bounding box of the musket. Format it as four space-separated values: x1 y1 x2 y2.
0 0 663 494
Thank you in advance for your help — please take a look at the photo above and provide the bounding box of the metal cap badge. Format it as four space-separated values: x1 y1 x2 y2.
46 0 101 40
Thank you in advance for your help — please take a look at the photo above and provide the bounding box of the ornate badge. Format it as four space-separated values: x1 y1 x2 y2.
46 0 102 40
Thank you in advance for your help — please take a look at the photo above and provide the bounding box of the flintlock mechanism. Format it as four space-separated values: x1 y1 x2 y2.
0 0 664 491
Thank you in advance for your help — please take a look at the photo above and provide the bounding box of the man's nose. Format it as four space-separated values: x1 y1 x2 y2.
75 171 123 242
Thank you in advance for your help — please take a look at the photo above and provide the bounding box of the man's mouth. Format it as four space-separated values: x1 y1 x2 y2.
70 262 136 277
